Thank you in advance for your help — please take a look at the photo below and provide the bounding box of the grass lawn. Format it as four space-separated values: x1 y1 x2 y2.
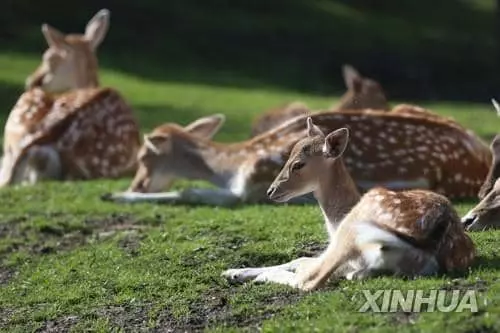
0 53 500 332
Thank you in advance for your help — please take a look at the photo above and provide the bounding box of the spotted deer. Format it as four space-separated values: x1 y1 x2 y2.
462 99 500 231
0 9 140 187
249 65 390 137
103 107 491 206
223 118 476 291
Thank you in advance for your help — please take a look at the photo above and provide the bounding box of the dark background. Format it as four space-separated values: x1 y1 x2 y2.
1 0 498 102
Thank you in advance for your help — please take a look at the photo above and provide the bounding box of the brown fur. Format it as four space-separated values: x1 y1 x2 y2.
127 109 490 200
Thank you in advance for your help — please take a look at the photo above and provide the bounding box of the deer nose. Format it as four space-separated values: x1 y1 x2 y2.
267 185 277 198
461 214 477 230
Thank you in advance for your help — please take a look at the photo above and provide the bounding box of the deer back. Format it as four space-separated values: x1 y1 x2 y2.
244 110 490 200
1 88 140 185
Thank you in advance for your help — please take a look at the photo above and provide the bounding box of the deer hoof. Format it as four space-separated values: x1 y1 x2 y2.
100 192 113 201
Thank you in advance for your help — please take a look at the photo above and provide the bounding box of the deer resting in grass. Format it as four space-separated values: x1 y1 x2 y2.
0 9 140 187
103 107 491 206
250 65 390 137
222 118 476 291
250 65 460 138
462 99 500 230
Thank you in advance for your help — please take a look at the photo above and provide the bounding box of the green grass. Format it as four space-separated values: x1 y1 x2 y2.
2 0 496 101
1 53 500 332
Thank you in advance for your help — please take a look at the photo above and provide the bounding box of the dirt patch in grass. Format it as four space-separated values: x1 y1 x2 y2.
0 266 15 285
118 232 144 257
441 278 488 292
156 288 302 332
35 315 79 333
295 240 326 257
0 308 15 329
96 304 151 331
0 213 151 256
389 311 420 326
88 287 302 332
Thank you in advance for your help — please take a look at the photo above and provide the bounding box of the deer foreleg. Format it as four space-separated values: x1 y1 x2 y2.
296 241 355 291
102 188 241 206
222 257 317 284
101 190 183 203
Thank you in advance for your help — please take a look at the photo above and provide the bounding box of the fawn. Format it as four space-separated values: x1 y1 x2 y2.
223 118 476 290
0 9 140 187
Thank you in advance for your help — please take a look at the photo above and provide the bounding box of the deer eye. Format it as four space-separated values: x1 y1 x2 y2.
291 161 305 172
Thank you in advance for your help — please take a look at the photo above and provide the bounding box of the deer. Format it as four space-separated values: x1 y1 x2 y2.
462 99 500 231
0 9 141 187
102 107 491 206
249 65 390 137
249 65 461 138
222 118 476 291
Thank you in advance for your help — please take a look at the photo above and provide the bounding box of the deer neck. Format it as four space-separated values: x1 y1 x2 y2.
336 91 356 110
178 137 248 189
74 55 100 89
314 158 361 237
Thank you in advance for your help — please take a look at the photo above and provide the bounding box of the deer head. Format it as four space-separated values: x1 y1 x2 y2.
25 9 110 93
267 118 349 202
462 136 500 231
336 65 389 111
461 99 500 230
129 114 226 193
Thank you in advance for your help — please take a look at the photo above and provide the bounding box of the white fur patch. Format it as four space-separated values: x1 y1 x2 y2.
355 223 413 250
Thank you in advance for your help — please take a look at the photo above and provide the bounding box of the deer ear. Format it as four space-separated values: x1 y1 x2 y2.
184 114 225 139
84 9 110 50
41 24 68 49
323 128 349 159
143 134 169 154
306 117 324 137
491 98 500 117
342 64 362 92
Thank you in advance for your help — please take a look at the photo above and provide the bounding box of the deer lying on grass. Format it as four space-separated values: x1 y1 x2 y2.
249 65 460 137
222 118 476 291
249 65 390 137
462 99 500 231
103 107 491 206
0 9 140 187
